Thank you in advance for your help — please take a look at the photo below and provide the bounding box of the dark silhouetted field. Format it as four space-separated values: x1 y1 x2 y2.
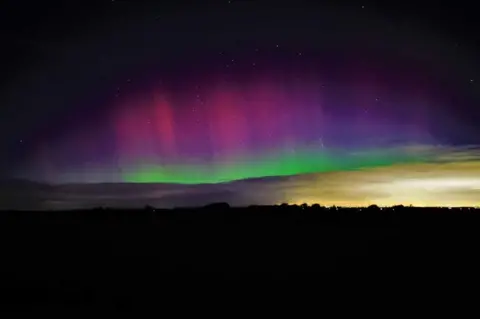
0 204 478 309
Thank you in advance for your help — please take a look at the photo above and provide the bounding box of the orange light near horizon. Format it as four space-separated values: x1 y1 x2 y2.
279 161 480 208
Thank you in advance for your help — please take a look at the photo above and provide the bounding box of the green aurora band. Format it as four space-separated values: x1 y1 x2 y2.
121 146 430 184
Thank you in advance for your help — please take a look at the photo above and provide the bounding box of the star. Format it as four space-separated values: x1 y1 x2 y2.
470 79 474 83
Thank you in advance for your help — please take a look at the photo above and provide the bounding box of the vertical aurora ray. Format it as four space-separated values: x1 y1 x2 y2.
152 92 177 160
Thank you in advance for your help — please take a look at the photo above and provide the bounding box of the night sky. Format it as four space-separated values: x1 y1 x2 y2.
1 1 480 207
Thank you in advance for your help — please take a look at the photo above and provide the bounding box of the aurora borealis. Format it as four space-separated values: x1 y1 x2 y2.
110 75 432 184
3 2 480 208
22 73 437 185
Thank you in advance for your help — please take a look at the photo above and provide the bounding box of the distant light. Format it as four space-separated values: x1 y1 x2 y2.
386 178 480 191
361 5 365 9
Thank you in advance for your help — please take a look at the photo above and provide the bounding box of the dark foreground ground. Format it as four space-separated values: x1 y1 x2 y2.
0 204 479 310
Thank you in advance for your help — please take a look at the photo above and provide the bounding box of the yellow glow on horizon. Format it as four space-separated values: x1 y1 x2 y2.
279 161 480 207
